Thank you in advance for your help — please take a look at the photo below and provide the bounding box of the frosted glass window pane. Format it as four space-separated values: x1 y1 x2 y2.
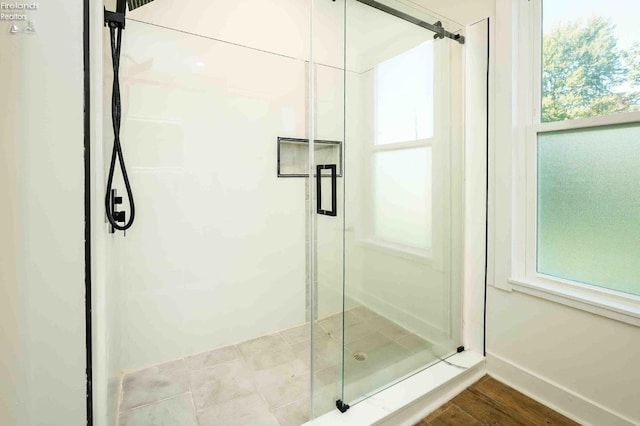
537 123 640 296
375 41 434 144
373 148 431 249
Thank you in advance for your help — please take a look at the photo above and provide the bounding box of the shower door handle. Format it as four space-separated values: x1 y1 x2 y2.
316 164 337 217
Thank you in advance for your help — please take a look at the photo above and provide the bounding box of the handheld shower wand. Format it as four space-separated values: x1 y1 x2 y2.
104 0 156 233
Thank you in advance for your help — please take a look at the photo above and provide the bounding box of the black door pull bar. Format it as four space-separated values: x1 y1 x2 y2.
316 164 337 217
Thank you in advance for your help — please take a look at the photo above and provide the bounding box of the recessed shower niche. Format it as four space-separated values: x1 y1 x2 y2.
277 137 343 177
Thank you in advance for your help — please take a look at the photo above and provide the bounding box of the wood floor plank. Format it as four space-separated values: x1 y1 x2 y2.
451 389 526 426
429 405 483 426
415 402 453 425
471 377 580 426
414 376 486 426
416 376 575 426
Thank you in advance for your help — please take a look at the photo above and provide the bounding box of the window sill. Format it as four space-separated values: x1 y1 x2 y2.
508 275 640 327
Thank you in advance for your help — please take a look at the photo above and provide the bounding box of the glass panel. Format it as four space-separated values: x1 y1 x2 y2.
537 123 640 296
542 0 640 122
372 148 432 250
341 0 464 407
310 0 346 418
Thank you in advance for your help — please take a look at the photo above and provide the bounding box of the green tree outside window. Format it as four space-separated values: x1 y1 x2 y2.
542 17 640 122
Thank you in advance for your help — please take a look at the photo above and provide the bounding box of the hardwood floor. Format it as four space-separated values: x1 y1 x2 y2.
415 376 580 426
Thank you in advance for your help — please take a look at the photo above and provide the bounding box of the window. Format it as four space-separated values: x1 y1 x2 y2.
369 41 434 252
511 0 640 320
375 41 434 144
372 147 432 250
541 0 640 122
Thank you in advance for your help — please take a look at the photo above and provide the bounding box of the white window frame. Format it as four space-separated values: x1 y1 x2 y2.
509 0 640 326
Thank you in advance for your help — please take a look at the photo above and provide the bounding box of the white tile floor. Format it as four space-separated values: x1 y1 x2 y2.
117 306 436 426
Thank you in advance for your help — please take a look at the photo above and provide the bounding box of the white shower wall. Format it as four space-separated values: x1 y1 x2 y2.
101 2 316 420
104 24 311 371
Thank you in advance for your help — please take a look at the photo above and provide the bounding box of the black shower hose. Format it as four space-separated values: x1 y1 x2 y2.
105 24 135 231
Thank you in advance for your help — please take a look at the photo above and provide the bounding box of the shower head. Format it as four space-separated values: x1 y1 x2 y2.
126 0 156 11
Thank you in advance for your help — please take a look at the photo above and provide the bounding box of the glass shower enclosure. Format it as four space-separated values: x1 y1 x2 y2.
99 0 464 424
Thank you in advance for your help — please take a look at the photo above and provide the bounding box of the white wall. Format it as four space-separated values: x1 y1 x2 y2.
487 289 640 424
487 1 640 425
0 1 87 425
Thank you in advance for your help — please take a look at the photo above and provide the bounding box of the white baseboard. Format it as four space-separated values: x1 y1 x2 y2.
486 353 637 426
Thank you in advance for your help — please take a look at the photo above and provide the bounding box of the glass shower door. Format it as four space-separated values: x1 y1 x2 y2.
323 0 464 410
309 0 464 417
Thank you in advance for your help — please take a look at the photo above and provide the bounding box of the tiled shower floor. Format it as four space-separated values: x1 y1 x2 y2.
117 306 436 426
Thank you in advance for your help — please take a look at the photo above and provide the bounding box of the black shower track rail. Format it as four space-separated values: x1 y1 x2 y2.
356 0 465 44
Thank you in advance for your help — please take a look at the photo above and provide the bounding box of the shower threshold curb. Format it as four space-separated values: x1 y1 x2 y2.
304 350 486 426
